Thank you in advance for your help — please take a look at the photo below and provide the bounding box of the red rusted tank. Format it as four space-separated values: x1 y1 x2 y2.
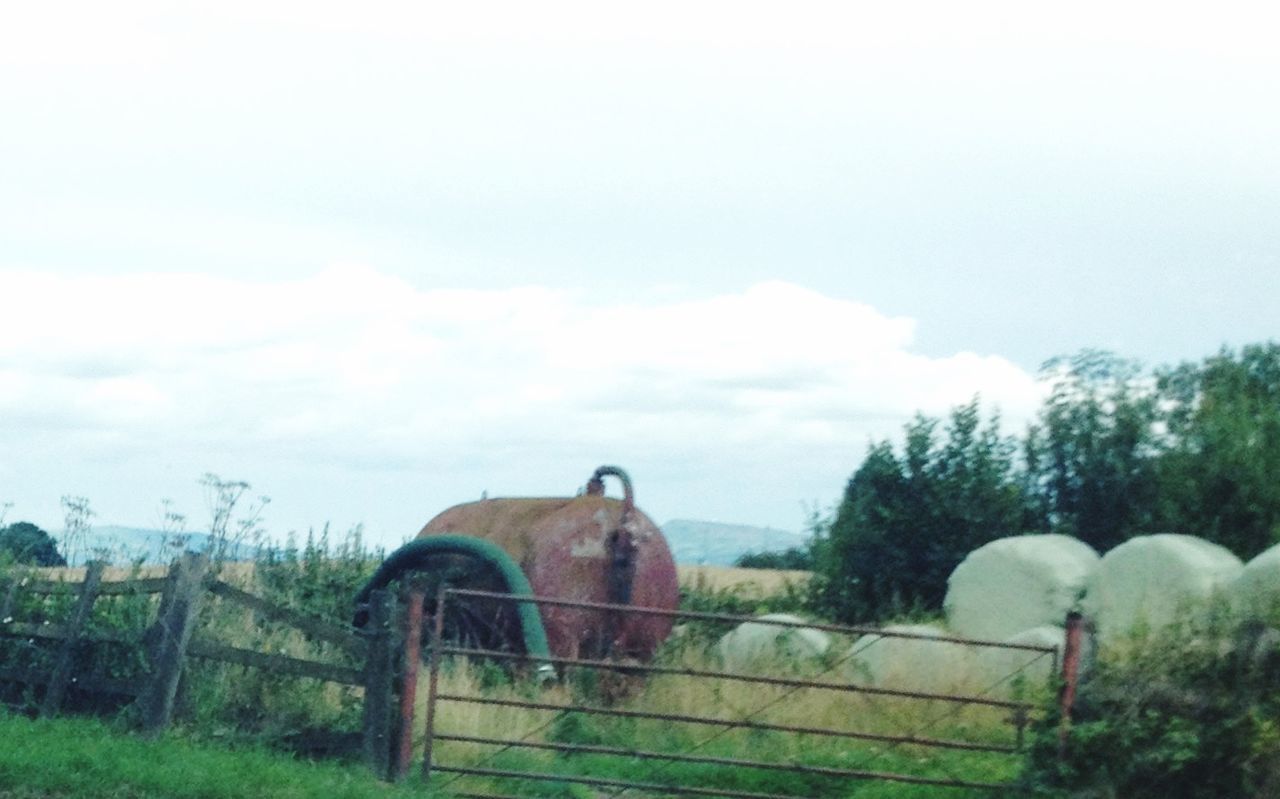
417 466 679 661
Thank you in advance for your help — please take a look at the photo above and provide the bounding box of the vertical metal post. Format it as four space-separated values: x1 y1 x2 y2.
1013 706 1028 751
1058 611 1084 757
420 584 448 781
394 580 426 781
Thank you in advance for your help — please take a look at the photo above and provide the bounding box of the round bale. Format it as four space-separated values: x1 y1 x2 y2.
974 625 1065 697
1230 542 1280 619
847 624 977 693
1083 533 1243 644
716 613 830 672
944 534 1099 641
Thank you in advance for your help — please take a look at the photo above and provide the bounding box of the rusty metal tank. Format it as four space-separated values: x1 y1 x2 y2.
354 466 678 664
417 466 678 661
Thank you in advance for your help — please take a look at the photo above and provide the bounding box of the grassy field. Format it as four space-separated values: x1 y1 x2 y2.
0 713 436 799
420 646 1028 798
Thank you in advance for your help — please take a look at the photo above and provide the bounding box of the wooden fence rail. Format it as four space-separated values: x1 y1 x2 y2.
0 554 399 778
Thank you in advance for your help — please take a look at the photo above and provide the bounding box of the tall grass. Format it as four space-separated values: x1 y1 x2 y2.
180 526 383 743
418 636 1031 798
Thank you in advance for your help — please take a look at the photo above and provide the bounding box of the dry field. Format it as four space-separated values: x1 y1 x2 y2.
37 561 808 596
676 564 811 596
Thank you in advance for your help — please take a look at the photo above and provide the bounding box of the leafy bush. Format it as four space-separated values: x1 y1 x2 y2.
0 521 65 566
1024 616 1280 797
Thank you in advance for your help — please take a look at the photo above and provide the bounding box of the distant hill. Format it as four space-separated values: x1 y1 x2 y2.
60 519 804 568
660 519 806 566
58 526 257 566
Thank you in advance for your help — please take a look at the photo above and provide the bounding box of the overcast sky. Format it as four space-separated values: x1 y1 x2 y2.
2 2 1277 546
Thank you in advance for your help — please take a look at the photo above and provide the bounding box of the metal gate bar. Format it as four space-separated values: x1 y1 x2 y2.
432 763 1012 797
449 588 1059 654
435 733 1018 788
435 693 1017 753
435 643 1036 710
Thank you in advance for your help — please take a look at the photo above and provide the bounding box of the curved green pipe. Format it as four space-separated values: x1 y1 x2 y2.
353 535 551 661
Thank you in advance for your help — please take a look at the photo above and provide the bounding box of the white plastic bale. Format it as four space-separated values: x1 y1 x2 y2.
974 626 1065 697
846 624 977 693
1230 543 1280 619
944 534 1100 641
1083 533 1244 643
715 613 830 672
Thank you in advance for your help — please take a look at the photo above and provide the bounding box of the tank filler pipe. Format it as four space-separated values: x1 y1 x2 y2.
585 465 635 517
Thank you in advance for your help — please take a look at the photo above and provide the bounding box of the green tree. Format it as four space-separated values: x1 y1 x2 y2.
734 546 813 570
1026 350 1160 552
812 399 1031 623
0 521 66 567
1155 342 1280 557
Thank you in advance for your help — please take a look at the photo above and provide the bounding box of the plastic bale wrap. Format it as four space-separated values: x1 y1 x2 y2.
1230 543 1280 620
974 626 1064 698
715 613 830 672
846 624 977 693
1083 533 1243 644
944 534 1100 641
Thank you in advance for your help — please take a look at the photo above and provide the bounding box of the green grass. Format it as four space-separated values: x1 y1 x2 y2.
0 713 437 799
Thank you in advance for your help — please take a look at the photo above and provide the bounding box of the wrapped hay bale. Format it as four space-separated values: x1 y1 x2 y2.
1230 543 1280 619
716 613 830 672
974 626 1065 696
1083 534 1243 643
944 534 1099 641
847 624 977 693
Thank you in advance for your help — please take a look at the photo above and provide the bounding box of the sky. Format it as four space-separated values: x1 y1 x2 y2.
2 2 1278 547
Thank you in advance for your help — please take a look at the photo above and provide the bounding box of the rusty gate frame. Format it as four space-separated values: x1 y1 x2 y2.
400 587 1066 797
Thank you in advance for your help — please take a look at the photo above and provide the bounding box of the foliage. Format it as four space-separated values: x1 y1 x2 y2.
733 545 812 570
1155 342 1280 558
0 558 158 714
1025 350 1160 552
1024 617 1280 797
181 525 381 741
0 712 439 799
59 495 95 565
0 520 66 566
255 524 383 621
810 398 1032 623
201 472 271 566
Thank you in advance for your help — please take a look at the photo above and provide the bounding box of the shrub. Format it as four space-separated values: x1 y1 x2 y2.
1024 616 1280 797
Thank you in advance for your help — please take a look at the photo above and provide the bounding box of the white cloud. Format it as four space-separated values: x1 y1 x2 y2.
0 267 1042 538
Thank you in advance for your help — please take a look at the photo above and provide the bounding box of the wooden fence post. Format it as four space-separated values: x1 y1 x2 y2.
40 560 106 717
0 575 19 623
362 589 395 780
139 552 209 737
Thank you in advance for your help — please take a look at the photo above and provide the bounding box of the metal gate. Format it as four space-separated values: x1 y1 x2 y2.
399 588 1065 797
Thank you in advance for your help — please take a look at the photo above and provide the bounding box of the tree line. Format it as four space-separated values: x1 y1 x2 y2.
800 342 1280 624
